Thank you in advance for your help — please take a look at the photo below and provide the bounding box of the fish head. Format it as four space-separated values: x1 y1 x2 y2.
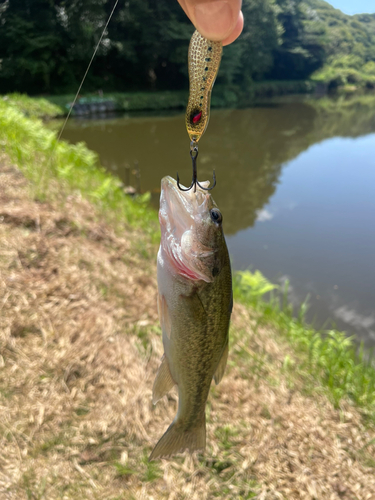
159 176 227 283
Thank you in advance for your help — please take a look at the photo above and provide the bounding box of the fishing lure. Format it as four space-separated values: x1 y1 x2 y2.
177 30 222 192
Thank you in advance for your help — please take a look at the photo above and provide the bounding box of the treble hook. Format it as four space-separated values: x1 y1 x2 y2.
176 143 216 193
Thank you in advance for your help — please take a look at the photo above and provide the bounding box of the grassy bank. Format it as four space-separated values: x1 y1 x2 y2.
234 272 375 418
0 94 158 240
1 96 375 499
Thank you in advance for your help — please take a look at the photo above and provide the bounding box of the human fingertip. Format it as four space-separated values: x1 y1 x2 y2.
193 1 236 42
222 10 244 46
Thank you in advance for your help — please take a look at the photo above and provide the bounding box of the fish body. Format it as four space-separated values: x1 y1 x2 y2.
150 176 232 460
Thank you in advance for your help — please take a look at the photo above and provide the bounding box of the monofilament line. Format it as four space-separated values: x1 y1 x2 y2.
39 0 119 192
56 0 119 143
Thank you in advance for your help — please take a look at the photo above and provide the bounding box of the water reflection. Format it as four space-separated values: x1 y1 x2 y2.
226 132 375 348
60 97 375 236
60 96 375 346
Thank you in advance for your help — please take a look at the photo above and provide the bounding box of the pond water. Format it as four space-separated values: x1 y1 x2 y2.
60 96 375 347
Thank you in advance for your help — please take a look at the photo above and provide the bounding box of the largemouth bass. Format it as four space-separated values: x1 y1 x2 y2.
149 176 232 460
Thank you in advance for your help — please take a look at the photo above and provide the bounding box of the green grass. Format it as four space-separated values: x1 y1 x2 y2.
234 270 375 420
113 461 137 478
113 451 161 482
0 95 158 240
2 93 63 119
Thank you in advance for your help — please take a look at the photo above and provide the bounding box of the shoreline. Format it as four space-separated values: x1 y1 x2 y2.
23 81 318 116
7 81 375 122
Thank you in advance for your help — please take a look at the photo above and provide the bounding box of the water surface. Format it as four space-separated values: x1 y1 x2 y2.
60 96 375 347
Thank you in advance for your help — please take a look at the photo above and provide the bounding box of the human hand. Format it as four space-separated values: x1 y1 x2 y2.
177 0 243 46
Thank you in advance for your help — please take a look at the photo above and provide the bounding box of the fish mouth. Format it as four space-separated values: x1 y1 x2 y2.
159 176 210 231
160 176 195 232
159 176 214 282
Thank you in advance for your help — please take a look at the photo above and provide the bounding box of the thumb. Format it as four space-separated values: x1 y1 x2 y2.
179 0 242 44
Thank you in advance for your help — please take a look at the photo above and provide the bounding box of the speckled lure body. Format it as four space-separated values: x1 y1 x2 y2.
186 31 222 143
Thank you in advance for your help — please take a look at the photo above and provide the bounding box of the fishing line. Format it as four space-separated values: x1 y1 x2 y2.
39 0 119 191
56 0 120 143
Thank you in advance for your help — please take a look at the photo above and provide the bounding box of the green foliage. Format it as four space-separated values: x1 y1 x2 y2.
234 270 375 419
269 0 327 79
222 0 280 85
305 1 375 89
0 96 159 239
0 0 374 94
234 270 278 299
2 93 63 118
0 0 107 93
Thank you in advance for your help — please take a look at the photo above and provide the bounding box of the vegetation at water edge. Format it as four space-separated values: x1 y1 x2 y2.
0 94 158 238
234 271 375 418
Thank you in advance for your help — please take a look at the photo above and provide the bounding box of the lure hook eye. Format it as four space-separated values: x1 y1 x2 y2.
176 146 216 193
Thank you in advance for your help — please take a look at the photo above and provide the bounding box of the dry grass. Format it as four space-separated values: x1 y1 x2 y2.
1 155 374 500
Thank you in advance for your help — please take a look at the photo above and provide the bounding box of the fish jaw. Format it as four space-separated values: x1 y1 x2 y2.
159 176 218 283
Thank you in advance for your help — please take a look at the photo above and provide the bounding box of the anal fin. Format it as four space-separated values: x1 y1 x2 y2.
152 354 176 404
213 343 228 385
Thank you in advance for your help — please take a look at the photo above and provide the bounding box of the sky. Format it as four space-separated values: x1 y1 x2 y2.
327 0 375 15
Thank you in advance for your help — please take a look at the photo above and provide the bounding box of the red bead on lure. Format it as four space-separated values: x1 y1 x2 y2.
177 31 223 193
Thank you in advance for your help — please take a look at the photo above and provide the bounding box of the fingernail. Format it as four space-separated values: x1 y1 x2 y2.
194 1 234 41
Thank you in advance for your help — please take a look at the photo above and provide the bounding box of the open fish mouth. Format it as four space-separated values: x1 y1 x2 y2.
159 176 214 282
159 176 210 228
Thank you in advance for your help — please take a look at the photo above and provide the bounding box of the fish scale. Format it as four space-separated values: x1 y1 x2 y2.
150 177 232 460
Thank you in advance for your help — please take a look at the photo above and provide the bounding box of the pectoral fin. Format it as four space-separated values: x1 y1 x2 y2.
152 354 176 404
157 293 172 340
213 343 228 385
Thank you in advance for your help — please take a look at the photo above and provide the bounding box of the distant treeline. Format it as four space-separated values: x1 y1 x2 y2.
0 0 375 95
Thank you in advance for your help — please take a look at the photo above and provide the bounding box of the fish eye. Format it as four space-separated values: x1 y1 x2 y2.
210 208 222 224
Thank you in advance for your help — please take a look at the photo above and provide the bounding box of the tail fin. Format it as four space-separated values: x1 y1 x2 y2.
149 415 206 461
